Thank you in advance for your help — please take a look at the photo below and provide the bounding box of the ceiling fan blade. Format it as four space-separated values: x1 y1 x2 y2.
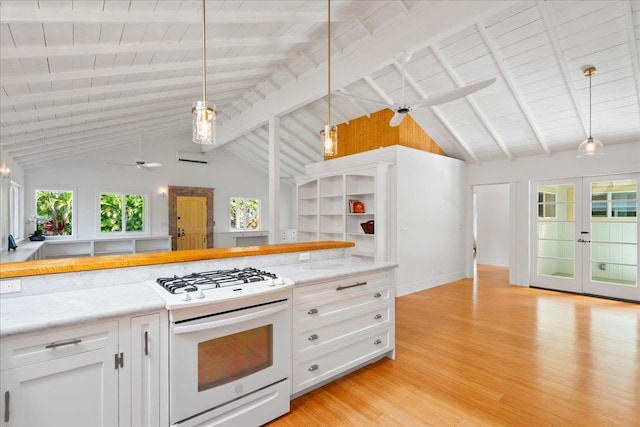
412 77 497 109
142 162 162 168
334 91 392 109
107 161 135 167
389 111 407 127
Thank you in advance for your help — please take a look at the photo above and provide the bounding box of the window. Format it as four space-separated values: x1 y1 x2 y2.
230 197 260 230
35 190 74 236
9 181 22 239
592 190 637 218
100 193 146 233
537 191 556 218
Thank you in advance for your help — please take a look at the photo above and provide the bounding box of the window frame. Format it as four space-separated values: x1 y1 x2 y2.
98 191 149 235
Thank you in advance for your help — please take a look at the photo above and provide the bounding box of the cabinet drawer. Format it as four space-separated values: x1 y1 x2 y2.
1 320 119 370
292 328 391 394
294 285 390 331
294 270 392 305
294 304 391 356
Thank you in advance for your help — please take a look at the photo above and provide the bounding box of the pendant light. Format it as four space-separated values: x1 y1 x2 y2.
577 66 604 157
192 0 216 145
321 0 337 157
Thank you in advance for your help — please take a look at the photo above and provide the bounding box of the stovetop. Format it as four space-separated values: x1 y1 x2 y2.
147 267 293 310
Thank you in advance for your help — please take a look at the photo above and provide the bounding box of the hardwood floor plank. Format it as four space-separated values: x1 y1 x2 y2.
267 265 640 427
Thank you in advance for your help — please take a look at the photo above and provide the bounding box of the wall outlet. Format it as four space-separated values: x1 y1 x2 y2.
0 279 21 294
299 252 310 261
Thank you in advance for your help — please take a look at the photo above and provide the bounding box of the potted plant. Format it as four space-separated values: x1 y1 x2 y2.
27 215 46 241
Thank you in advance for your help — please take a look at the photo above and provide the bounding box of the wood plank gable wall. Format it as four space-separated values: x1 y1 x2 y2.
327 109 446 159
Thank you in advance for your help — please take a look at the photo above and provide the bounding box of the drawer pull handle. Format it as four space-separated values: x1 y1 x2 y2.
308 334 319 341
336 281 367 291
374 314 382 320
45 338 82 349
374 339 382 345
4 391 9 423
144 331 149 356
373 292 382 298
308 364 319 372
307 308 318 315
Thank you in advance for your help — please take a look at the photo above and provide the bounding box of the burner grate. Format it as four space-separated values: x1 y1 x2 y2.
156 267 278 294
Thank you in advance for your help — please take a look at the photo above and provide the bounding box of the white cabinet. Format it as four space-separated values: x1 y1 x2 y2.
129 314 161 427
0 313 168 427
291 269 395 396
296 162 391 260
0 321 120 426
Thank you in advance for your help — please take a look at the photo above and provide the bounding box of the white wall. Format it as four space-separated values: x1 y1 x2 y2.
22 134 295 242
466 141 640 285
474 183 509 267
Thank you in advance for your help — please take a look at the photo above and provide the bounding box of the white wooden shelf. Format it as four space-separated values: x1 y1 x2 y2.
43 236 171 259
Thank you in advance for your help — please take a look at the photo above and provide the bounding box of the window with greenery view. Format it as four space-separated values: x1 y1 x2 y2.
100 193 146 233
35 190 74 236
230 197 260 230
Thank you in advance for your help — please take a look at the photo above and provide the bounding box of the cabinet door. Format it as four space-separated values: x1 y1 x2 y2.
130 314 161 427
1 347 118 427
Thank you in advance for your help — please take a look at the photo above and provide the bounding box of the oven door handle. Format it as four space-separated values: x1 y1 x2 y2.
172 301 288 334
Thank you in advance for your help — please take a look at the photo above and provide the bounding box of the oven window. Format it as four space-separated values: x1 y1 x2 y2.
198 325 273 392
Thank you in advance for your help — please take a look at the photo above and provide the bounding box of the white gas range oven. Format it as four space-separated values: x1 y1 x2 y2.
147 267 294 427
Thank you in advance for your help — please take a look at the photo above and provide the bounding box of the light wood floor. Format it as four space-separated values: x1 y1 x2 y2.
267 265 640 426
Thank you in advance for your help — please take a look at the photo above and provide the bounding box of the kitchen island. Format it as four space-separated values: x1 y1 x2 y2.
0 241 397 426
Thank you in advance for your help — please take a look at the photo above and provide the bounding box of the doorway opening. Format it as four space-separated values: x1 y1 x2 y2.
473 183 510 285
168 186 214 251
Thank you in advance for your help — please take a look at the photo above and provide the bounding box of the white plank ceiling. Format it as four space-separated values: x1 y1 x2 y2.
1 0 639 177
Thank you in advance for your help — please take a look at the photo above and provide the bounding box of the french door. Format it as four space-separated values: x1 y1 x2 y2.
531 173 639 301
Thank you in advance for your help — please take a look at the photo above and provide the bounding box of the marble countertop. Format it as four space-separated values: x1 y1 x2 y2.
0 257 397 338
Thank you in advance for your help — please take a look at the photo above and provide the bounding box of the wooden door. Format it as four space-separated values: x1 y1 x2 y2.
177 196 207 250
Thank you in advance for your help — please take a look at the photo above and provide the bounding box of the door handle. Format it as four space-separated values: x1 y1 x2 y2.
577 238 591 243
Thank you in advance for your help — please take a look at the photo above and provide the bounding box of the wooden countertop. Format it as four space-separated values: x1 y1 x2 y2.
0 241 354 279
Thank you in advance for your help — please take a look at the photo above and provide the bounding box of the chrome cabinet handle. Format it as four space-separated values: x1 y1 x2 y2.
308 334 319 341
4 391 9 423
144 331 149 356
308 364 319 372
336 281 367 291
374 339 382 345
45 338 82 349
373 292 382 298
307 308 318 315
374 314 382 320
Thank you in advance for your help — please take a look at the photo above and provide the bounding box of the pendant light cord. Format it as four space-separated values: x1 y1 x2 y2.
202 0 207 104
327 0 331 126
588 71 592 139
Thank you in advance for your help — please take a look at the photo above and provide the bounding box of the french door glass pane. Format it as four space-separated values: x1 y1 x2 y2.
590 179 637 286
536 184 575 278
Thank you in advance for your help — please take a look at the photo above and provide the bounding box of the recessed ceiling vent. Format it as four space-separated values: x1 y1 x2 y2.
176 151 209 165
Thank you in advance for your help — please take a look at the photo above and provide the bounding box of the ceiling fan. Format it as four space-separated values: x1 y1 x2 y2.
338 51 496 127
108 136 162 171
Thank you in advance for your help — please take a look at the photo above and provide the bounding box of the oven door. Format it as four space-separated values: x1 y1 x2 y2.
169 298 291 424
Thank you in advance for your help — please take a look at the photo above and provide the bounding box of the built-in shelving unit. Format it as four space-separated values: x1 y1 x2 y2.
44 236 171 259
296 162 390 261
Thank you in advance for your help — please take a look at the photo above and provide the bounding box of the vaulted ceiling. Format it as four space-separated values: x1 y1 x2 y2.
1 0 639 178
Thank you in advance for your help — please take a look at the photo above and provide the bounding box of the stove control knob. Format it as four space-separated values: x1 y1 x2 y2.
181 292 191 301
194 289 205 299
274 277 285 286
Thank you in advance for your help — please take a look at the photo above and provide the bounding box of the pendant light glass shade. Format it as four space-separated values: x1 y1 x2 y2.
321 125 338 156
577 136 605 157
577 66 604 157
193 0 216 145
321 0 337 157
192 101 216 144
